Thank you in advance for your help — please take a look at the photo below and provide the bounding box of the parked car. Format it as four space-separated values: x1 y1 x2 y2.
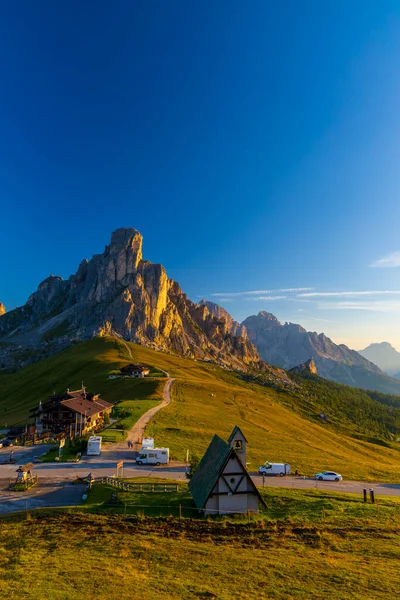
315 471 342 482
2 439 14 447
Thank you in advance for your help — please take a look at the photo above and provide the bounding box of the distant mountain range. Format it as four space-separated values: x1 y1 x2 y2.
2 228 400 398
241 311 400 396
359 342 400 378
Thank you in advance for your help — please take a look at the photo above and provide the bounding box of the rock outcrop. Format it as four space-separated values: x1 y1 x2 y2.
289 358 318 375
0 229 263 371
242 311 400 396
198 299 246 337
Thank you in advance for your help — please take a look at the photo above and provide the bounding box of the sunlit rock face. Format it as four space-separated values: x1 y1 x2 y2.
0 228 263 371
289 358 318 375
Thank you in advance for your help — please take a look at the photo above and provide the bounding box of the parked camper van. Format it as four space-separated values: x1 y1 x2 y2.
87 436 102 456
136 447 169 466
258 462 290 476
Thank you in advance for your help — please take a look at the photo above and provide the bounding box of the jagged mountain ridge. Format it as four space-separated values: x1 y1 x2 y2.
359 342 400 377
198 299 246 337
241 311 400 396
0 229 262 371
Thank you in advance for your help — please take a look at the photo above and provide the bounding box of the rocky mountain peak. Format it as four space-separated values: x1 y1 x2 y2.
258 311 281 325
109 228 142 255
289 358 318 375
0 303 5 316
0 228 263 372
198 299 247 337
360 341 400 376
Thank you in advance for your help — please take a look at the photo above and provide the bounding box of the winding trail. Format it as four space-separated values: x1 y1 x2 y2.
106 331 174 449
103 377 175 456
131 376 173 447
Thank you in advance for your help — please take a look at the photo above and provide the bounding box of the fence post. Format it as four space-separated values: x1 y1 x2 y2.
370 489 375 504
179 504 182 520
247 510 250 523
363 489 367 503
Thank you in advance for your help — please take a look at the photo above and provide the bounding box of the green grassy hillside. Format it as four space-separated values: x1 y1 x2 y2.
1 337 400 481
288 372 400 440
0 338 163 426
1 489 400 599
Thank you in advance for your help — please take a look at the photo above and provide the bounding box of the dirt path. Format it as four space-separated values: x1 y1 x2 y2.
104 377 175 454
103 332 173 455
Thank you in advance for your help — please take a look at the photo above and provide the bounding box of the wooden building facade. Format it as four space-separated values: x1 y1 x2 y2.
31 389 112 437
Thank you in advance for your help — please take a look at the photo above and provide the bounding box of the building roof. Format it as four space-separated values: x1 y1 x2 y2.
121 363 149 372
189 435 232 510
61 393 112 417
31 389 112 418
228 425 248 444
189 432 266 510
17 462 35 472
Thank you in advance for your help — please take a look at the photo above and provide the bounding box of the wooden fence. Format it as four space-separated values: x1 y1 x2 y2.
101 476 179 492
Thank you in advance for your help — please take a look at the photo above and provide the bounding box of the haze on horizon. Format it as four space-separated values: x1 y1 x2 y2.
1 2 400 352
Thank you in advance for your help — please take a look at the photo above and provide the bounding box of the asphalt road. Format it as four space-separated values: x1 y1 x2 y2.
0 479 86 514
1 446 399 498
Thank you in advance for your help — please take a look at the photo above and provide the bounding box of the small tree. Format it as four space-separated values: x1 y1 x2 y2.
185 453 200 479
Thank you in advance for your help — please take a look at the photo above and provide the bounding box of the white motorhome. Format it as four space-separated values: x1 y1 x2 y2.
87 436 102 456
136 447 169 466
258 462 290 476
141 437 154 450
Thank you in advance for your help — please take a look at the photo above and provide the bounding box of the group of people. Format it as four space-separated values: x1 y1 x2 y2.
127 440 134 449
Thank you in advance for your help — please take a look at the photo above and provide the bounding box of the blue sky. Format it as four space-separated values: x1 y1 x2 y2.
1 1 400 350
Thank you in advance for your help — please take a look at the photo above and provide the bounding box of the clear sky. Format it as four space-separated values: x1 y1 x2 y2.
1 1 400 351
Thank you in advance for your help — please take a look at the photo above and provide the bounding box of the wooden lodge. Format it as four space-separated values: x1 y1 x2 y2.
120 363 150 378
30 388 112 437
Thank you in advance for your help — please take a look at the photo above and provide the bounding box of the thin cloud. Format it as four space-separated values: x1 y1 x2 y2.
370 252 400 268
298 291 400 298
317 300 400 312
303 316 335 323
247 295 287 301
211 287 314 297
